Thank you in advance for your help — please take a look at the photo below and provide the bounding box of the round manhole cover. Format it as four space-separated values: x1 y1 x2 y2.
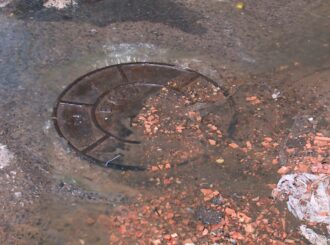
53 63 235 170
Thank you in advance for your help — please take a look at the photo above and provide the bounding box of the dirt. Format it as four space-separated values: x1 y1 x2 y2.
0 0 329 244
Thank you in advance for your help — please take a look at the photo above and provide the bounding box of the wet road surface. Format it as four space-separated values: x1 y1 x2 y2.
0 0 329 244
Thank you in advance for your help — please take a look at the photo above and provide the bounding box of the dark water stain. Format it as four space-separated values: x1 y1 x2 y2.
11 0 207 34
195 206 222 225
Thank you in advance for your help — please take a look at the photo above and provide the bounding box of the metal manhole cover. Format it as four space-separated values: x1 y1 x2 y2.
53 63 235 170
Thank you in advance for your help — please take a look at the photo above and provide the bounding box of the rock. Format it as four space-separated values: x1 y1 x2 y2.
202 228 209 236
229 143 239 149
246 141 252 149
14 192 22 198
225 207 236 217
277 166 290 175
216 158 225 164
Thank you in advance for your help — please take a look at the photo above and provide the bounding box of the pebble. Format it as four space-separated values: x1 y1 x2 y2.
229 143 239 149
216 158 224 164
202 228 209 236
14 192 22 198
277 166 290 175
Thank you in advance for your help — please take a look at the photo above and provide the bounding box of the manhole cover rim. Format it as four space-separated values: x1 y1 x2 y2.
52 62 234 170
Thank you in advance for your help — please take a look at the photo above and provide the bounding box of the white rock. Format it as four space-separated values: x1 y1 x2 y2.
43 0 77 9
0 144 14 169
14 192 22 198
272 89 281 100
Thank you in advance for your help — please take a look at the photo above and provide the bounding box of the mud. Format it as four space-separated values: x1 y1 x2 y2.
11 0 206 34
0 0 329 244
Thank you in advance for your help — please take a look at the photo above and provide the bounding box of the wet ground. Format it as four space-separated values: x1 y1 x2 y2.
0 0 329 244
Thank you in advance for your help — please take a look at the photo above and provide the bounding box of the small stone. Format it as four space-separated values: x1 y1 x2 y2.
207 124 218 131
264 137 273 142
196 224 204 231
166 212 174 220
200 189 213 196
208 139 217 145
229 143 239 149
277 166 290 175
14 192 22 198
216 158 224 164
272 89 281 100
225 208 236 216
296 163 309 172
202 229 209 236
237 212 252 223
231 231 244 240
176 125 185 133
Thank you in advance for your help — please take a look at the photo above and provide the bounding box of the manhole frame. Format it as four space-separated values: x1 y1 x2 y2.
52 62 235 170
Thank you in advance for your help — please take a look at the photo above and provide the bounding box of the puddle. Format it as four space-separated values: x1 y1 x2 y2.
1 39 328 243
53 62 231 171
24 42 324 243
0 1 329 242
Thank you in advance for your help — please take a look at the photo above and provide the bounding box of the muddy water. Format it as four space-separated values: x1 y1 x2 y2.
0 0 329 244
1 39 238 243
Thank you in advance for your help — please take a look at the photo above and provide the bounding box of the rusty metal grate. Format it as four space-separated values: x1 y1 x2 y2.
53 63 233 170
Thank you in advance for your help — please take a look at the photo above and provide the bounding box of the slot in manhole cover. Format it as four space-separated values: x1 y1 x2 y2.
53 63 235 170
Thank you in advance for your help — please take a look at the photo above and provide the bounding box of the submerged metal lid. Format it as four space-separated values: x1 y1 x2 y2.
53 63 233 170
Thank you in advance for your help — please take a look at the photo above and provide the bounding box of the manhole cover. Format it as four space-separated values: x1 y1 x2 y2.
53 63 235 170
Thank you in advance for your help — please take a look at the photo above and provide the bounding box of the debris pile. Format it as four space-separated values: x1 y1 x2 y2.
274 116 330 244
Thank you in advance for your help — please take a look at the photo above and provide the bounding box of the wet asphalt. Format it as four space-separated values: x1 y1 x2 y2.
0 0 329 243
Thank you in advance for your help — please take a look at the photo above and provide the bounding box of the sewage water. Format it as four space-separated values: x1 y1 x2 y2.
0 1 329 244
